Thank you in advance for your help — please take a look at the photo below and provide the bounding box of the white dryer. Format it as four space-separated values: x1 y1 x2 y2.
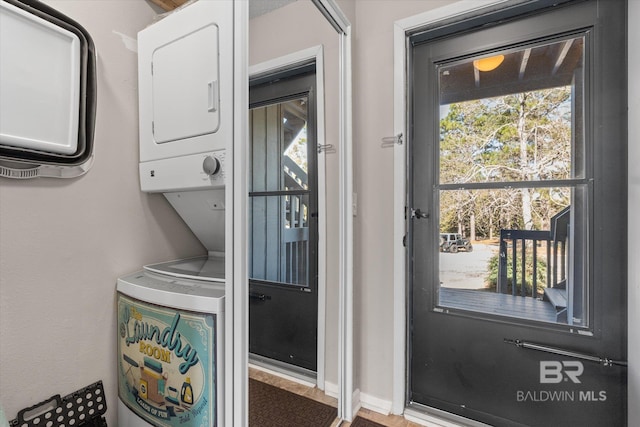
137 0 233 195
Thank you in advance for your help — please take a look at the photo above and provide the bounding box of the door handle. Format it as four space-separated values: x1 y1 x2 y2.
249 292 271 302
504 338 627 367
208 80 218 112
410 208 429 219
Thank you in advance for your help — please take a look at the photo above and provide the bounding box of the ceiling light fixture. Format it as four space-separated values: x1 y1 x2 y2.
473 54 505 72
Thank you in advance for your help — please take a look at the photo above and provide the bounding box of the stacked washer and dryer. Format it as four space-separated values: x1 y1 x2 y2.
116 2 234 426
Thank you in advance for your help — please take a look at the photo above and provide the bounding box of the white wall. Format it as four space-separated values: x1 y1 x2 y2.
0 1 204 424
350 0 450 409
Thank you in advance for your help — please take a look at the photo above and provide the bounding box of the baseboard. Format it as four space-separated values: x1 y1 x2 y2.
323 381 363 420
352 388 362 419
321 385 477 426
324 380 339 399
322 383 395 421
359 390 393 415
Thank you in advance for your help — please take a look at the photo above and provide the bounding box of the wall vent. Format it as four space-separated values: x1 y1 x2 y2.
0 164 40 179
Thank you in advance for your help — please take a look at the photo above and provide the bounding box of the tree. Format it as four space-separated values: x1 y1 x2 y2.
439 86 572 236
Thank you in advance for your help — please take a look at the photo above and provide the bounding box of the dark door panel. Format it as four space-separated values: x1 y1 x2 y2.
408 1 627 425
249 281 317 370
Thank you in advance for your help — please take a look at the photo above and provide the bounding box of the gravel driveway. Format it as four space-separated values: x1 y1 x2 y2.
439 242 498 289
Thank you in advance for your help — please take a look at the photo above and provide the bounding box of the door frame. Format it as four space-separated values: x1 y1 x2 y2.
249 45 327 389
308 0 355 421
392 0 636 425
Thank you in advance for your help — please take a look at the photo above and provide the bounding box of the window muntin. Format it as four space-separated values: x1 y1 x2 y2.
435 35 589 326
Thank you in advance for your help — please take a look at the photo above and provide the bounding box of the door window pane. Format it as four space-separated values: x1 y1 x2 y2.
250 97 309 193
439 36 584 185
249 96 311 287
249 194 311 286
435 36 588 326
437 186 588 325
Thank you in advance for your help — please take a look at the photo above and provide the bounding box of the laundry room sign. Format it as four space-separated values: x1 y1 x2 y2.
117 293 217 426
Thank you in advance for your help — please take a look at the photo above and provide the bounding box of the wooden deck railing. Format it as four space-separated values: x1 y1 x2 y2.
497 208 570 306
498 229 555 298
283 156 309 286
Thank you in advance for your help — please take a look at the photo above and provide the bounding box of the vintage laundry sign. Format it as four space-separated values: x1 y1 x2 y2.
117 293 217 426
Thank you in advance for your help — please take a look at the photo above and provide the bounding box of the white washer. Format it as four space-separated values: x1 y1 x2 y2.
117 257 224 427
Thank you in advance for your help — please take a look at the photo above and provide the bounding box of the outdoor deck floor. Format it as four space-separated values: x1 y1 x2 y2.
439 287 559 323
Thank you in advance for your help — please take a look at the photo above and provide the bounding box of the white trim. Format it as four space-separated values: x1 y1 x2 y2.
404 407 489 427
312 0 351 34
628 2 639 426
338 24 355 423
248 45 320 79
249 362 317 388
392 0 524 416
394 0 512 32
230 1 248 426
392 18 408 416
315 46 328 392
310 0 354 422
248 45 327 391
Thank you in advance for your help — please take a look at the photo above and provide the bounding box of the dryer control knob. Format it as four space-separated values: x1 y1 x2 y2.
203 156 221 176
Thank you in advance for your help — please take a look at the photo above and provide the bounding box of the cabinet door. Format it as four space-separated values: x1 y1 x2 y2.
152 23 219 144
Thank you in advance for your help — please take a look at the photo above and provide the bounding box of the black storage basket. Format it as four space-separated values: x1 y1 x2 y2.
9 381 107 427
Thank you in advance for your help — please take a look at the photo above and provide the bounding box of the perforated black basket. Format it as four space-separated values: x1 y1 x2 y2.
9 381 107 427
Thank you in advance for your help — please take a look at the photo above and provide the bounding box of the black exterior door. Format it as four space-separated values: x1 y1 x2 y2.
408 1 627 425
249 71 318 373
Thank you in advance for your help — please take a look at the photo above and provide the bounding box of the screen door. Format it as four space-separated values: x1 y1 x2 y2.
249 70 319 373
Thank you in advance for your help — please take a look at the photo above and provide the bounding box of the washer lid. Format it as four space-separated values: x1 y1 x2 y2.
144 255 225 283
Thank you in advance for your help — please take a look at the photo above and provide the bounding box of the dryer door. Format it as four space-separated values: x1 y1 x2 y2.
151 23 220 144
138 0 233 164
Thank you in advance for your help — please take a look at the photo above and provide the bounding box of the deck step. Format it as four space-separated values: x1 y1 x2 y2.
544 288 567 310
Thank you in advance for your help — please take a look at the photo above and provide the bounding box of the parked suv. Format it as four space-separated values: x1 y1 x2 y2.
440 233 473 253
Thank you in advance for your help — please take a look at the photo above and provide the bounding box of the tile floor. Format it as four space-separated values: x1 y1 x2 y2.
248 367 424 427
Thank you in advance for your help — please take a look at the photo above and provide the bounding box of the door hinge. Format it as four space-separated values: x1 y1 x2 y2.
381 133 403 148
318 144 335 153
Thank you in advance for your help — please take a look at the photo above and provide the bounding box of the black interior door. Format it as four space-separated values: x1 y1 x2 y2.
249 71 318 373
408 1 627 425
